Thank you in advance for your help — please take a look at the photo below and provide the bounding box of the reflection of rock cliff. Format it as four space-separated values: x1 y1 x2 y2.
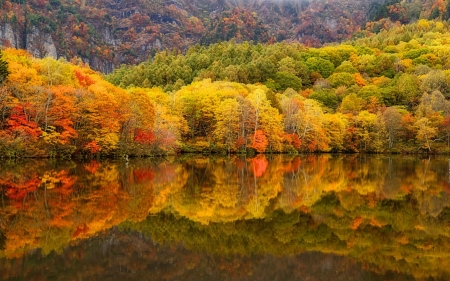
0 229 412 281
2 156 450 279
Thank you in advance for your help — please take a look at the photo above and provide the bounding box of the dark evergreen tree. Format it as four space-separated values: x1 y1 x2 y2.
444 2 450 20
0 50 9 85
429 7 440 20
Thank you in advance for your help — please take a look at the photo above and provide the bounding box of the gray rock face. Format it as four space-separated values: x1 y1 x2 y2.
89 56 114 73
26 27 57 59
0 24 19 48
103 27 120 46
153 38 162 49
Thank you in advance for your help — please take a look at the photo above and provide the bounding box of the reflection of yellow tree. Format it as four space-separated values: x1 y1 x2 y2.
276 155 347 212
3 153 450 279
171 157 244 224
167 156 284 224
144 161 188 215
0 159 188 257
244 155 283 219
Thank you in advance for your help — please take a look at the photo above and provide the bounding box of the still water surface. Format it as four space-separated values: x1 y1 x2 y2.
1 154 450 280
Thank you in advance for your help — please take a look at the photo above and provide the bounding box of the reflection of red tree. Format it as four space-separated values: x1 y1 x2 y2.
52 171 77 195
84 160 101 174
351 217 363 230
72 224 90 238
250 155 268 178
3 177 41 202
401 183 413 193
157 166 176 183
133 168 155 183
283 157 302 173
442 182 450 195
235 158 246 170
2 169 77 209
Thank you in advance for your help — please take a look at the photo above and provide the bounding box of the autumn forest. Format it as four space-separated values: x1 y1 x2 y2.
4 1 450 280
3 19 450 156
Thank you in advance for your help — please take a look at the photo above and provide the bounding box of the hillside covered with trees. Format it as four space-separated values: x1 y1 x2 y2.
4 19 450 157
1 0 450 72
0 0 373 72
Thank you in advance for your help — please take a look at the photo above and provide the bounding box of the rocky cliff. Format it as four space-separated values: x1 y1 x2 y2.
0 0 445 72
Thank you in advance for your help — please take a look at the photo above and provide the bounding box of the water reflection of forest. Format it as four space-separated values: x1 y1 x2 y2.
1 228 415 281
1 155 450 279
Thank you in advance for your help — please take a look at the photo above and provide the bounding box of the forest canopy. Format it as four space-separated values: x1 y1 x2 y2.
3 19 450 157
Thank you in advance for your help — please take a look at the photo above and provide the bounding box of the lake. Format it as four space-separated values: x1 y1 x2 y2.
1 154 450 280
